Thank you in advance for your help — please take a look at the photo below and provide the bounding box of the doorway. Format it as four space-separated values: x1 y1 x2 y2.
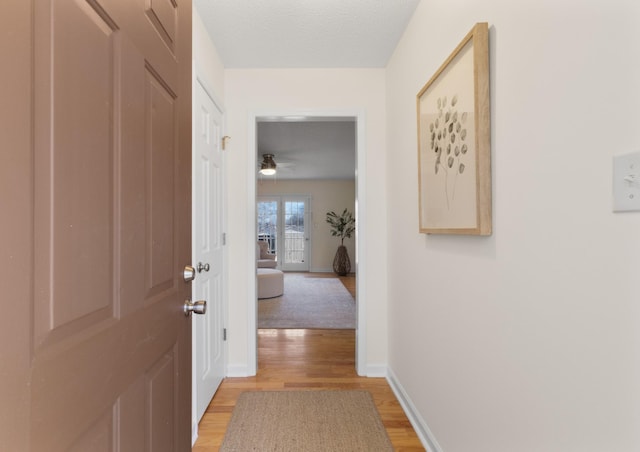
248 111 367 375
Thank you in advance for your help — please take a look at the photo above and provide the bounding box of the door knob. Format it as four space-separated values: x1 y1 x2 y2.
197 262 210 273
184 299 207 317
183 265 196 282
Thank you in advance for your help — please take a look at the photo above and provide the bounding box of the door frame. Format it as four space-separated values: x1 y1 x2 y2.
246 109 367 375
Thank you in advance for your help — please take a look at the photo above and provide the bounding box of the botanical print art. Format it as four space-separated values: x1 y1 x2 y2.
417 22 491 235
428 94 472 209
419 39 477 230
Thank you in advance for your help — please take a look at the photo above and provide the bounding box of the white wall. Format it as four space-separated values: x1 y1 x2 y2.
258 179 356 272
193 9 224 96
386 1 640 451
224 69 387 374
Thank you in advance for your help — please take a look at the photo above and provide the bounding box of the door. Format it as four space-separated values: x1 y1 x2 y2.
192 78 225 425
257 196 310 271
0 1 192 450
257 198 279 256
282 197 310 271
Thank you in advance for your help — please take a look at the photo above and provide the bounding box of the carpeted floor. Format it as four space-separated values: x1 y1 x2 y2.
258 273 356 329
220 390 393 452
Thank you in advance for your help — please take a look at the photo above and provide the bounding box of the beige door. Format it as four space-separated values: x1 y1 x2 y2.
0 1 192 451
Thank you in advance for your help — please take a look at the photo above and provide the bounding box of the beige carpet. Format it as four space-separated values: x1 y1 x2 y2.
258 273 355 329
220 390 393 452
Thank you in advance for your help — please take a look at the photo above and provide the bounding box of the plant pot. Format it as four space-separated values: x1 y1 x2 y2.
332 245 351 276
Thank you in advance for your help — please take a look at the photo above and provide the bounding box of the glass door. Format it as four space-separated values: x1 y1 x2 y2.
257 198 278 255
257 196 310 271
282 197 309 271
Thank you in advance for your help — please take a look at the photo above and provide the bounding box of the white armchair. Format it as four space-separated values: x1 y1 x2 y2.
257 241 277 268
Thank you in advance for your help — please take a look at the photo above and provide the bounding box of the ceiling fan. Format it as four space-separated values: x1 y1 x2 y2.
258 153 277 175
258 153 295 176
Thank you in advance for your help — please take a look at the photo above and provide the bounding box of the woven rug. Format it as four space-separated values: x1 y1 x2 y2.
220 390 393 452
258 273 355 329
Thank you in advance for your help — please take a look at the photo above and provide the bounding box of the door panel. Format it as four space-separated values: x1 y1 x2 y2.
146 68 177 296
68 410 113 452
282 198 310 271
257 198 279 255
34 0 116 343
29 0 192 451
147 351 177 452
257 197 310 271
146 0 177 49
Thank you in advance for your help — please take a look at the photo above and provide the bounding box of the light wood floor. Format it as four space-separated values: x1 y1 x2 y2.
192 328 425 451
338 273 356 298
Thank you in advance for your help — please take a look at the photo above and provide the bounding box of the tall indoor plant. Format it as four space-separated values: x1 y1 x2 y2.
325 208 355 276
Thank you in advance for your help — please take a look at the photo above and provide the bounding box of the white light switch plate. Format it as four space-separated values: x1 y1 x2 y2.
613 152 640 212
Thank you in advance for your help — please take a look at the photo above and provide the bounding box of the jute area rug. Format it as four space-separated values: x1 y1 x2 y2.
220 390 393 452
258 273 355 329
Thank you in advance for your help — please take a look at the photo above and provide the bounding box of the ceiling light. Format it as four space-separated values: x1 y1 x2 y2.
259 153 277 175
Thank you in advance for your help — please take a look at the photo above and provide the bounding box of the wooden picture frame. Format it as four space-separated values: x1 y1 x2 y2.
417 22 491 235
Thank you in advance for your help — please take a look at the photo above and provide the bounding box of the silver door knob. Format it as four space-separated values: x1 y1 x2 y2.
197 262 210 273
183 265 196 282
184 299 207 317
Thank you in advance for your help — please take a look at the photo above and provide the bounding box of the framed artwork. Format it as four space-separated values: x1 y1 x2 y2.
417 22 491 235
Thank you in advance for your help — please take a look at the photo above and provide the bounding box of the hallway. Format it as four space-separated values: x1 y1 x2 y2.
193 329 424 451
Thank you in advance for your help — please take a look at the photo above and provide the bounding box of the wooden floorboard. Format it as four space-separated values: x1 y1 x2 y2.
193 328 424 451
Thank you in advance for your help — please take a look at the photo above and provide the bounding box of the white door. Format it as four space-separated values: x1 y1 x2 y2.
257 197 279 257
257 196 310 271
282 197 310 271
192 78 226 425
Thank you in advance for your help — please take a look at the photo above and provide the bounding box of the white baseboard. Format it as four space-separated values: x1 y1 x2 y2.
191 424 198 447
361 364 387 378
226 364 254 377
309 267 333 273
386 368 443 452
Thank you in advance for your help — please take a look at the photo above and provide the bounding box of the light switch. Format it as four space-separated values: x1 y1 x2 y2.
613 152 640 212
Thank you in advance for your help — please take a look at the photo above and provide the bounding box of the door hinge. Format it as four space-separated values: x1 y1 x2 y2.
223 328 227 341
222 135 231 150
222 232 226 245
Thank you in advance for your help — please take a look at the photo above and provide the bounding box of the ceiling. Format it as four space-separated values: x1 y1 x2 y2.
194 0 420 179
257 118 356 180
194 0 420 68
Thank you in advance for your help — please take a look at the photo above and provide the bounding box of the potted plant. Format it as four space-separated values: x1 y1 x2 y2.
325 208 355 276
